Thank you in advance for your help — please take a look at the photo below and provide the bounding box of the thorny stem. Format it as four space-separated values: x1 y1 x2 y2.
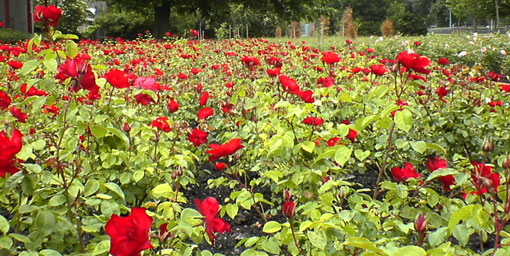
107 86 115 112
288 218 304 256
373 122 395 199
249 186 268 223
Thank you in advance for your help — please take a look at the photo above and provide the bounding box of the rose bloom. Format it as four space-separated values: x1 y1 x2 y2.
105 208 153 256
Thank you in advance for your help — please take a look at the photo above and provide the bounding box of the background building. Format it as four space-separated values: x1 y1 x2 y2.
0 0 33 33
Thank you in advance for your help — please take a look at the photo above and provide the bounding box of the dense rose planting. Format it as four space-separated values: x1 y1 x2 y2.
2 12 510 255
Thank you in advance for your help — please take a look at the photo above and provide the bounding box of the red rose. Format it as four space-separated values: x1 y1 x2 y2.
56 58 99 96
0 91 11 110
221 102 233 113
279 75 300 94
8 61 23 70
105 69 130 89
437 58 449 65
197 107 214 120
436 87 448 98
195 197 231 244
317 76 334 87
241 55 260 67
105 208 153 256
471 162 500 196
9 106 27 123
426 156 454 191
321 52 340 65
396 51 430 75
134 93 155 106
298 90 314 103
0 129 22 178
347 129 357 142
214 162 227 171
267 67 281 77
370 64 387 76
151 117 170 132
188 128 208 147
499 84 510 93
199 92 209 106
391 162 421 182
488 71 501 82
167 98 179 113
302 117 323 126
43 104 59 116
205 138 243 162
34 5 63 27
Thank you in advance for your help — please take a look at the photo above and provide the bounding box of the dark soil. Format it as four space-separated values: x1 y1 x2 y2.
182 162 497 255
182 162 283 256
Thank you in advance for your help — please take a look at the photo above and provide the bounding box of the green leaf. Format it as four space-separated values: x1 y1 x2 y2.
410 141 427 154
261 237 280 254
368 85 388 99
427 227 448 247
91 240 110 255
0 236 13 249
344 237 387 255
43 59 57 72
301 141 315 153
354 150 370 161
334 146 352 167
84 179 100 197
108 127 129 147
48 195 67 207
35 210 56 236
31 139 46 151
133 170 144 183
0 215 9 234
66 41 78 58
40 249 62 256
427 143 447 156
452 225 470 246
152 183 174 199
21 60 39 75
426 168 458 182
9 233 31 243
262 221 282 233
104 182 125 200
226 204 239 219
307 229 327 250
393 246 426 256
16 145 33 161
448 205 475 231
394 109 413 132
91 124 108 138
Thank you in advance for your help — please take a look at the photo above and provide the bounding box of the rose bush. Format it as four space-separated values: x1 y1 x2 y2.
1 9 510 255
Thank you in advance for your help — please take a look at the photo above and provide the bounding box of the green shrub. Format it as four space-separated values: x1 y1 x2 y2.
0 28 32 43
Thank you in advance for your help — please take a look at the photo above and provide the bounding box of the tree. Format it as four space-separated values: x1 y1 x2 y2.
446 0 492 29
338 0 391 35
105 0 326 38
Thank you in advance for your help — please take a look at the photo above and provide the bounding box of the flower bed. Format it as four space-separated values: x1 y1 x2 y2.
1 6 510 256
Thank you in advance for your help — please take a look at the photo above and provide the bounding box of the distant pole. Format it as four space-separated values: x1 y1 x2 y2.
495 0 499 32
449 9 452 28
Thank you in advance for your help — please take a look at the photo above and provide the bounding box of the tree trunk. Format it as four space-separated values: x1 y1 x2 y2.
495 0 499 31
153 1 171 38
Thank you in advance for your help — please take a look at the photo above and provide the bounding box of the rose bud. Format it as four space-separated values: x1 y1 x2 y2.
123 122 131 133
415 214 427 233
284 189 291 201
282 201 295 218
482 136 494 152
503 154 510 169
